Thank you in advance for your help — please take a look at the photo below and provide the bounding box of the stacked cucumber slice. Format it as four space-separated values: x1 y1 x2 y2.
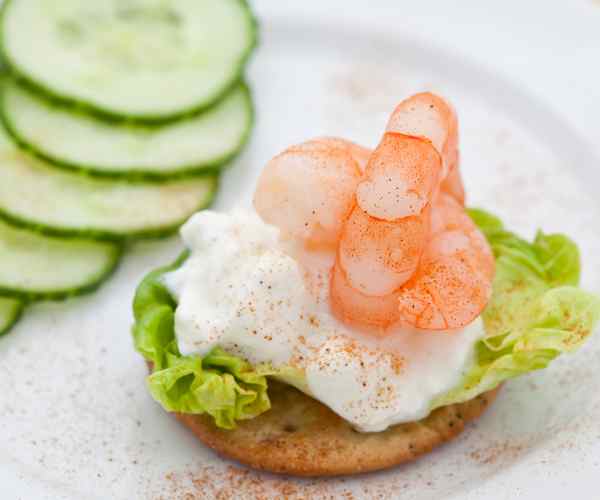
0 130 219 240
0 298 23 336
1 0 256 121
0 218 122 301
0 0 257 335
2 80 253 180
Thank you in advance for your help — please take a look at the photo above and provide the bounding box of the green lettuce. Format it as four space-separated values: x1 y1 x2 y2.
433 209 600 408
132 251 275 429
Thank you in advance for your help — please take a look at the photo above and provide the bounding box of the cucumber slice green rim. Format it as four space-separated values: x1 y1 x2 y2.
0 297 24 336
0 218 122 301
0 0 258 123
0 124 219 241
0 79 254 181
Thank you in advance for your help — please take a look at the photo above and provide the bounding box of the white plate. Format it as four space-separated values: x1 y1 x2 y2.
1 2 600 499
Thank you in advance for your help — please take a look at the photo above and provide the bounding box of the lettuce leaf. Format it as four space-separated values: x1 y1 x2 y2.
433 209 600 408
132 252 275 429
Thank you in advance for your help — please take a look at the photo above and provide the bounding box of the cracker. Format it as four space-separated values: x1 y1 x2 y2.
170 378 499 477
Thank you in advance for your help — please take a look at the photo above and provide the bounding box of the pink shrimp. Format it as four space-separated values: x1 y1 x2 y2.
254 138 362 249
337 203 430 296
386 92 458 176
253 93 490 334
333 94 462 324
355 132 442 221
387 92 466 205
330 260 400 333
396 193 494 330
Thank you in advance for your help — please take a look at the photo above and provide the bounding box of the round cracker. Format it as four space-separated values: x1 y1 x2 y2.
167 376 499 477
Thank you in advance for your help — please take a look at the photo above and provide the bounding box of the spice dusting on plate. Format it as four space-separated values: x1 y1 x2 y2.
158 465 357 500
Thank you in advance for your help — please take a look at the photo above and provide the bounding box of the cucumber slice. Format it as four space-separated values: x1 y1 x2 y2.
1 0 257 122
0 218 121 300
0 126 218 240
0 297 23 336
1 79 253 179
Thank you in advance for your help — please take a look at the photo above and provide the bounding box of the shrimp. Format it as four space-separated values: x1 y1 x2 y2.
386 92 458 178
355 132 442 221
337 204 430 296
396 193 494 330
387 92 466 205
253 93 489 334
330 260 400 332
254 139 362 249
